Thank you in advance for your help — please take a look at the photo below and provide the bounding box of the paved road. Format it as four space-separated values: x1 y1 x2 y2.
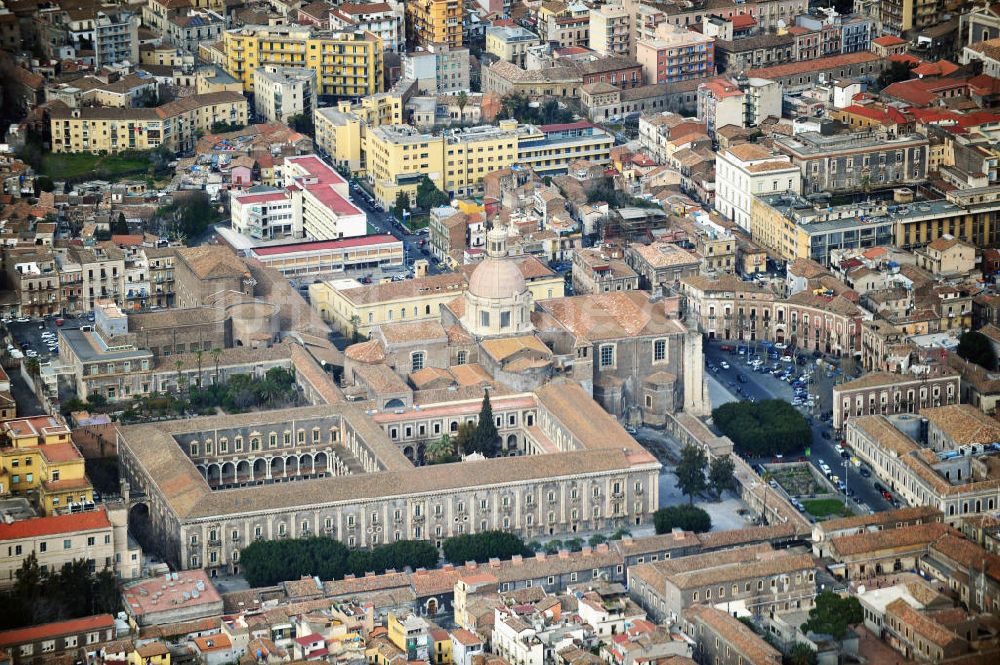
703 339 893 514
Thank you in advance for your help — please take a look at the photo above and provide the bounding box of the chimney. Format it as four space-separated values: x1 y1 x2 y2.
511 555 523 565
558 550 570 559
596 544 610 553
581 546 593 555
535 552 547 561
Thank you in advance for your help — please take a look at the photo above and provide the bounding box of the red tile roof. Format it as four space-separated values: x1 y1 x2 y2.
747 51 880 80
0 614 114 647
731 14 755 29
912 59 959 77
873 35 906 46
0 507 109 541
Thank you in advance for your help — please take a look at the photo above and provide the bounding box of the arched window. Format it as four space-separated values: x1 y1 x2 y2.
411 351 425 372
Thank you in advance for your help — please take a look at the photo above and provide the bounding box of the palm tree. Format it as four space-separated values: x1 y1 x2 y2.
211 347 222 386
194 349 204 388
174 359 184 396
456 91 468 125
349 315 362 343
425 435 455 463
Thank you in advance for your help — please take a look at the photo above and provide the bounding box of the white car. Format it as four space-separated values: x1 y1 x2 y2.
720 361 730 369
16 317 29 323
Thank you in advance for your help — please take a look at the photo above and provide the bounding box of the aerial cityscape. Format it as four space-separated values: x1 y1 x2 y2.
0 0 998 662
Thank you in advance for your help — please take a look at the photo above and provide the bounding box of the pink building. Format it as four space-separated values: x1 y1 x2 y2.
636 27 714 85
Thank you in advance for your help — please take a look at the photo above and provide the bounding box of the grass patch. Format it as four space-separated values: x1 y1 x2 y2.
39 152 152 180
802 498 851 518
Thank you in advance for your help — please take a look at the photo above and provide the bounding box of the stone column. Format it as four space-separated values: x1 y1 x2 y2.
683 328 710 417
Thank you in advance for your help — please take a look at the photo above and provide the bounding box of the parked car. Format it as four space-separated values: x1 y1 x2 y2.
882 490 893 501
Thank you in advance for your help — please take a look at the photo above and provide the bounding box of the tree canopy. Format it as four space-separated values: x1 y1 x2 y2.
675 443 708 503
0 554 119 629
467 391 499 457
709 455 737 498
499 93 575 125
653 505 712 534
712 400 812 457
957 330 996 371
800 591 863 640
415 175 450 210
442 531 530 564
240 537 439 587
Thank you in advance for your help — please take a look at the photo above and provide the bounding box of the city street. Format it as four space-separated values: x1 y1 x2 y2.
703 339 893 514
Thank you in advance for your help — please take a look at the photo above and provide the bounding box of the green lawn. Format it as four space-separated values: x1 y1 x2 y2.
39 152 152 180
802 498 851 518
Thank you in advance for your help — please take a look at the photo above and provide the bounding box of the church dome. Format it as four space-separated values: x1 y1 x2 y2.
468 258 527 300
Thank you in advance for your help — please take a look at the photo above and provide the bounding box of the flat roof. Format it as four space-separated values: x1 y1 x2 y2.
60 329 153 363
251 234 401 257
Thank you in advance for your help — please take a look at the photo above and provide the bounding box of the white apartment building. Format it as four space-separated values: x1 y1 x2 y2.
253 66 318 124
590 4 631 57
94 10 139 68
230 190 297 240
329 2 403 51
715 143 801 231
231 155 365 241
402 43 471 93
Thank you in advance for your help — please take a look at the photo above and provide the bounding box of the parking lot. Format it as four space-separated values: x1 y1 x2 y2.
5 316 89 365
704 339 893 515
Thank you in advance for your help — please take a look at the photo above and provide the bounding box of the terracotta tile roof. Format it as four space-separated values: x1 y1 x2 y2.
0 615 114 647
379 320 449 345
816 506 942 537
480 335 551 363
919 404 1000 445
748 52 880 80
683 606 780 665
339 273 465 306
345 339 385 364
0 507 110 540
828 522 954 558
885 599 964 649
178 246 248 280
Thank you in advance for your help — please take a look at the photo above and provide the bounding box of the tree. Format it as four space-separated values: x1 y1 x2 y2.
35 176 55 194
712 400 812 457
415 175 450 210
167 191 218 242
211 347 223 385
392 190 411 221
111 212 129 235
174 359 184 395
709 455 737 499
349 314 362 344
211 120 245 134
425 434 456 463
653 505 712 533
675 443 708 504
194 349 204 387
456 91 468 124
784 643 818 665
800 591 863 640
877 60 916 89
957 330 996 371
470 390 499 457
288 113 315 137
453 421 476 456
443 531 529 564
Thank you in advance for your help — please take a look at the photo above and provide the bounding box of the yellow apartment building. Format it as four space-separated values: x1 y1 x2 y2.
408 0 463 47
365 125 448 209
222 25 383 98
0 415 93 515
363 120 613 209
49 91 248 154
315 91 407 174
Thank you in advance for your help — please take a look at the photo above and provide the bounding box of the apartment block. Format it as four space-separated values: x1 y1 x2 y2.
486 26 540 68
364 121 613 209
94 9 140 69
222 25 383 98
408 0 463 48
49 91 248 154
0 415 93 515
882 0 940 35
4 252 60 318
636 28 714 84
714 143 801 232
590 4 631 57
330 2 403 51
253 66 318 124
402 44 471 93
